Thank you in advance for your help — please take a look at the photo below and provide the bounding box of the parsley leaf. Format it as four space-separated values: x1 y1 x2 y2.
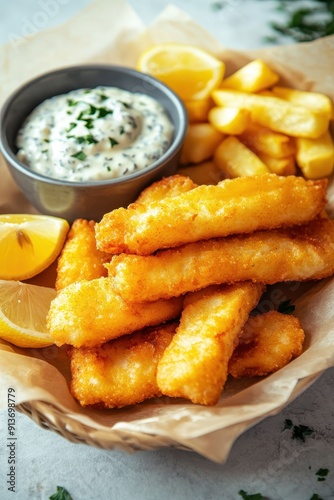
238 490 264 500
283 419 293 430
49 485 73 500
67 99 78 107
263 0 334 44
316 468 329 481
97 107 113 118
66 122 77 133
109 137 119 148
277 299 295 315
74 135 98 145
292 424 314 442
71 151 86 161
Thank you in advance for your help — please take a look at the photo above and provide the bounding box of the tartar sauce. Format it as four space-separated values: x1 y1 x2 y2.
16 87 174 182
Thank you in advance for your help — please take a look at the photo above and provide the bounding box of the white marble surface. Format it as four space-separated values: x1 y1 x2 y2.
1 1 334 499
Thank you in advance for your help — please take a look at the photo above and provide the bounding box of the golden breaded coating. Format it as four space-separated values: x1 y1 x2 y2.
69 322 177 409
229 310 305 378
135 174 197 204
95 174 327 255
55 219 110 290
47 277 183 348
107 218 334 302
157 282 265 406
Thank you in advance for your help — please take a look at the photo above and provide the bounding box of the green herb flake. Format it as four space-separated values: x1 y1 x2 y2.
44 139 50 143
78 118 94 130
107 166 111 172
316 468 329 481
97 107 113 118
277 299 295 315
283 419 293 430
71 151 87 161
49 485 73 500
100 93 108 101
238 490 264 500
211 1 224 12
87 104 97 115
109 137 119 148
67 99 78 107
74 134 98 145
41 149 48 154
121 101 131 109
66 122 77 133
292 424 314 442
264 0 334 44
119 125 125 135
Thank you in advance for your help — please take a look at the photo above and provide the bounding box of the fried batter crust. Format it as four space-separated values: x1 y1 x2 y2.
69 323 177 409
135 174 197 204
157 282 265 406
55 219 110 290
47 277 183 348
96 174 327 255
107 218 334 302
229 310 305 378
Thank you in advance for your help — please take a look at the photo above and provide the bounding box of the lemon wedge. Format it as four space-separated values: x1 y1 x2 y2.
137 43 225 101
0 214 69 281
0 280 55 348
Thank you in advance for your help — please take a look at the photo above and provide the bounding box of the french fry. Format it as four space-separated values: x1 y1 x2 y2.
239 123 296 158
296 130 334 179
184 98 213 123
213 136 269 178
208 106 250 135
157 282 265 405
180 123 224 165
220 59 279 93
212 89 329 138
257 153 297 176
272 86 334 120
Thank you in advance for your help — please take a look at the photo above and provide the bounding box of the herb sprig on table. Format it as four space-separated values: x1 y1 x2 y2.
49 485 73 500
211 0 334 43
267 0 334 43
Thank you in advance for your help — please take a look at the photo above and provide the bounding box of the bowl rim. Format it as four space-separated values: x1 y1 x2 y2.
0 63 188 187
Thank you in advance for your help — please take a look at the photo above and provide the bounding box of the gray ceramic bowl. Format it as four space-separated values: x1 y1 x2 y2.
0 65 187 222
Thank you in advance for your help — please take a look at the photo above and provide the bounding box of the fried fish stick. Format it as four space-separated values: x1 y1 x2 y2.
69 322 177 408
55 219 110 291
95 174 327 255
229 310 305 378
135 174 197 204
157 282 265 406
47 277 183 348
107 218 334 302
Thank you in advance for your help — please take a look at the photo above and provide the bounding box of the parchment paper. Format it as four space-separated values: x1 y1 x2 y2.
1 0 334 463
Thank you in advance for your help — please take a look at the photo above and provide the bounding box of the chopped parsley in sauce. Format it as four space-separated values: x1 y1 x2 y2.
16 87 174 182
